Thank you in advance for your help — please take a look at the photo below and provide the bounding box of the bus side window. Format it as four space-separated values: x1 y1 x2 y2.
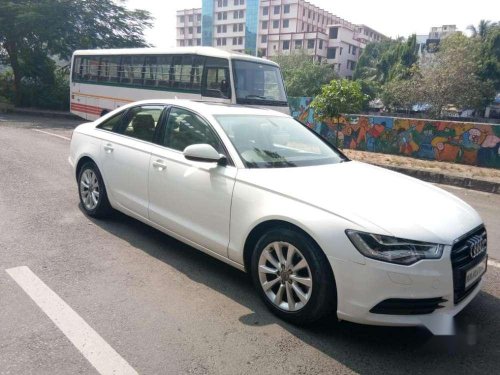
72 57 83 81
157 55 172 87
88 56 100 82
144 56 157 87
131 55 145 86
120 56 132 84
108 56 120 83
191 56 205 90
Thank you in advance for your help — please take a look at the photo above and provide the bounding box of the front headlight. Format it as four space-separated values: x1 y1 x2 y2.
346 230 444 265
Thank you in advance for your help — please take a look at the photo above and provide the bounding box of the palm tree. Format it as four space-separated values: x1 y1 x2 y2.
467 20 498 38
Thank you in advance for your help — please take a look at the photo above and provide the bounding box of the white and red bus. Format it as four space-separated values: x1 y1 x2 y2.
70 47 289 120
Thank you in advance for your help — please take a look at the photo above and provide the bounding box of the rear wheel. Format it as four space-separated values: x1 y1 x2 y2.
251 227 336 325
78 162 111 218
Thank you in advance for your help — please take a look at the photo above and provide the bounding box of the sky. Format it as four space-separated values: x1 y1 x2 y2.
126 0 500 47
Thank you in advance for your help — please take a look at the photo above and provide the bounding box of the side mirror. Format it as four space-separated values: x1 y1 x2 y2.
183 144 227 166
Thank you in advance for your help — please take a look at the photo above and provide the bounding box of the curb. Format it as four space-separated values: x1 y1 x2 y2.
373 164 500 194
11 108 80 120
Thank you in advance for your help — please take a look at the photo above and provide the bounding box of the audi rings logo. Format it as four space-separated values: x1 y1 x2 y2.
468 235 487 259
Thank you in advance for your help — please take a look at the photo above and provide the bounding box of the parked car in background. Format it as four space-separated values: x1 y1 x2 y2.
69 99 487 333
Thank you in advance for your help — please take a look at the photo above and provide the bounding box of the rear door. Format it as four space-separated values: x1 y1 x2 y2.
148 106 236 256
99 105 166 219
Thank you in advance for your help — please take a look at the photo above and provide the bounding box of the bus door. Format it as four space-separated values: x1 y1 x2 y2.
201 57 231 104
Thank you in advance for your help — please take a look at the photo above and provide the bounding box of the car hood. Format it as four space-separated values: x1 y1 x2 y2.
236 161 482 244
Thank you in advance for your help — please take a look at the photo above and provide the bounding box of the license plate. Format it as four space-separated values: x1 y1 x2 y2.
465 258 487 289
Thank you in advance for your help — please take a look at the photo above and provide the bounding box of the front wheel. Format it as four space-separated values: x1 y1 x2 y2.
78 162 111 218
251 227 337 325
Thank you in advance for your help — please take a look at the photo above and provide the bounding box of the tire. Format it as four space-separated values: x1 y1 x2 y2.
77 161 112 218
251 227 337 325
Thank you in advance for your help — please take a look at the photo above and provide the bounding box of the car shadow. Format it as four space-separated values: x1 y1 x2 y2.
83 206 500 374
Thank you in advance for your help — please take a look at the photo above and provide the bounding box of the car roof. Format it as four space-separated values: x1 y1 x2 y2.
126 99 291 117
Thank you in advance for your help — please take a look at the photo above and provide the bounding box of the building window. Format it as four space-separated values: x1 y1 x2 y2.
238 37 243 45
223 25 227 32
319 40 323 49
262 21 268 29
222 38 227 45
239 23 243 31
217 25 221 33
283 19 289 28
284 4 290 14
223 12 227 20
179 16 184 23
273 20 279 29
307 39 315 49
233 37 237 45
197 14 201 21
352 46 357 55
308 10 311 18
295 40 302 49
239 10 244 18
261 35 267 43
197 39 201 45
283 40 290 50
180 40 185 46
329 27 338 39
274 5 280 14
217 38 221 46
188 40 193 46
188 27 193 34
217 0 222 7
217 13 222 20
263 6 268 16
327 47 336 59
188 15 193 22
233 24 237 32
180 28 184 34
313 13 315 21
197 26 201 33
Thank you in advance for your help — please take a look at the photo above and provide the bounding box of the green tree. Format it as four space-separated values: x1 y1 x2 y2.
310 79 366 147
419 33 495 117
467 20 498 39
381 66 423 113
477 23 500 90
354 35 419 85
271 51 337 97
0 0 152 105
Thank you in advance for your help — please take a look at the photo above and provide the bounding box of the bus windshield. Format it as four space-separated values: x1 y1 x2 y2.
232 60 287 106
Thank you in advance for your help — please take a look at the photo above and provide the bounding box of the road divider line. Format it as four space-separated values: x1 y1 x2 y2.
6 266 138 375
33 129 71 141
488 259 500 269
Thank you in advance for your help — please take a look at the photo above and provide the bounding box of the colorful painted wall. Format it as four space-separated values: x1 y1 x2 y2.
290 97 500 169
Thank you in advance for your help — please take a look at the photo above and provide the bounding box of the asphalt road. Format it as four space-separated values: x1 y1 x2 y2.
1 113 499 375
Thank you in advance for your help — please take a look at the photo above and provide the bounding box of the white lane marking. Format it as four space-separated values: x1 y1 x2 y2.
33 129 71 141
488 259 500 269
6 266 138 375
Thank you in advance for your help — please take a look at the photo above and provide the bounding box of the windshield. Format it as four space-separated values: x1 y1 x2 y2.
232 60 287 105
215 115 346 168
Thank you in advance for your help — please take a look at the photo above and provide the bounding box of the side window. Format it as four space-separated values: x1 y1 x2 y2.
202 57 231 99
96 113 123 131
119 106 164 142
163 107 223 153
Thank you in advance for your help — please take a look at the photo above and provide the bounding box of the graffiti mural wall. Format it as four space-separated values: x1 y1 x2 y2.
289 97 500 168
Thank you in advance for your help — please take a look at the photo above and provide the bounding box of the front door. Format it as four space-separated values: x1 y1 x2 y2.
148 106 236 256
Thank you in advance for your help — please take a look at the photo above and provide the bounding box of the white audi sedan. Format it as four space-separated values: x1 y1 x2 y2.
69 100 487 333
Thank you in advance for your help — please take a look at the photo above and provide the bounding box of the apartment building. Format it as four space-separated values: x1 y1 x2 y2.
176 0 387 78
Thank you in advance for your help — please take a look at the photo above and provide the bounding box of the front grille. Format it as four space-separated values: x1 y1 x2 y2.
370 297 447 315
451 225 487 304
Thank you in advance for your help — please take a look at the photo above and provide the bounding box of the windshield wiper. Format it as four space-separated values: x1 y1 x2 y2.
245 95 268 100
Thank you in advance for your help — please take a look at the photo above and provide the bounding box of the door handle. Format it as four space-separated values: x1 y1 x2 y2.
152 159 166 171
103 144 114 153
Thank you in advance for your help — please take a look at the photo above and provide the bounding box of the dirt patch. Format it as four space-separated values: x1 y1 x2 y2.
343 149 500 184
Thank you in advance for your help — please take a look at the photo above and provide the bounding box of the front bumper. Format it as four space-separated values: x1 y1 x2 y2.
328 242 485 334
